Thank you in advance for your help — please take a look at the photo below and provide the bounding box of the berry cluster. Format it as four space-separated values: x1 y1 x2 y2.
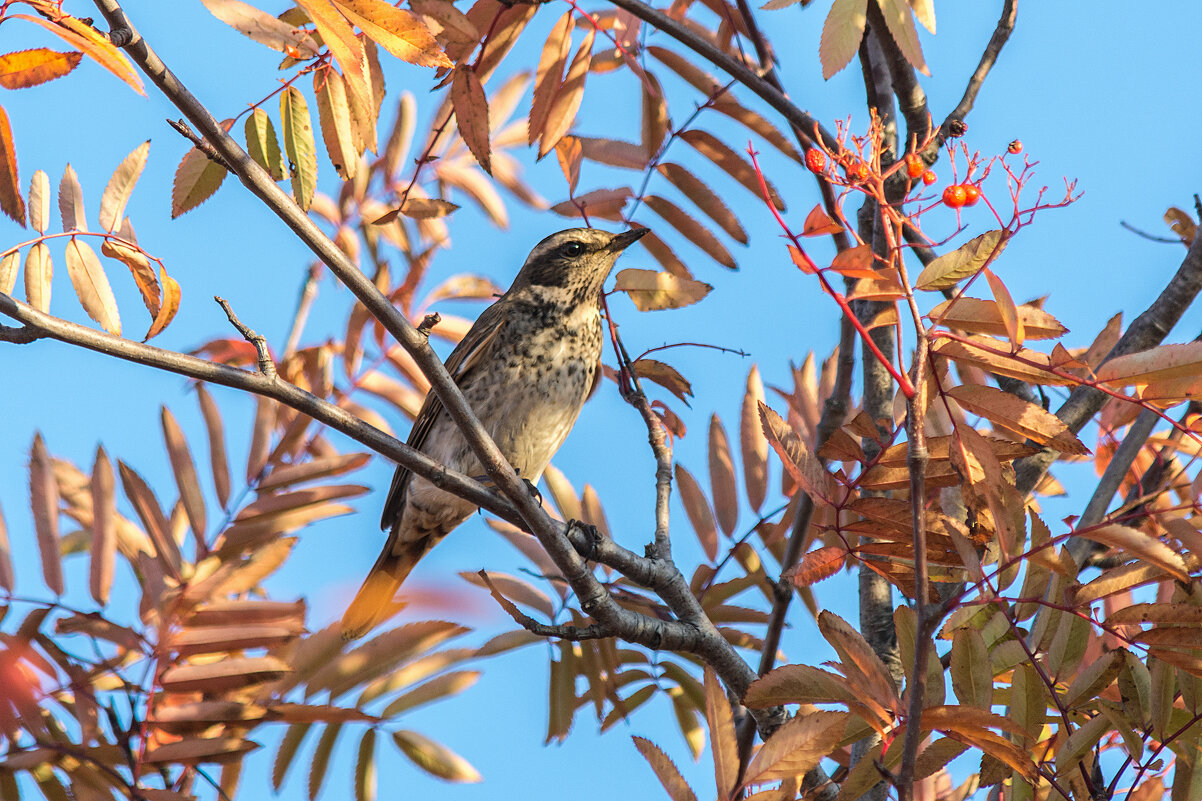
941 183 981 209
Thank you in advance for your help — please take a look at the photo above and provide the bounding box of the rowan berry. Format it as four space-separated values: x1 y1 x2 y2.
942 185 967 208
962 184 981 206
805 149 826 173
845 160 869 183
905 154 925 179
921 170 937 186
1008 139 1023 154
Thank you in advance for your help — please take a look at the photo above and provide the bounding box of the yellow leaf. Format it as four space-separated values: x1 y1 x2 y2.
819 0 868 78
64 238 121 335
199 0 318 56
612 268 712 311
744 710 848 783
99 140 149 232
330 0 450 68
0 48 81 89
392 730 481 782
24 242 51 312
280 87 318 210
315 67 359 180
245 109 286 181
145 268 180 341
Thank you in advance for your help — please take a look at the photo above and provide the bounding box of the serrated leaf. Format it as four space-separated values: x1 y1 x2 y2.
745 710 848 783
272 723 312 791
759 402 836 507
99 140 149 232
392 730 481 782
876 0 928 75
58 163 85 232
145 267 180 340
245 109 286 181
703 670 737 799
675 463 717 561
1096 340 1202 387
741 365 768 511
551 186 631 221
947 384 1088 455
642 72 669 158
293 0 374 132
789 547 845 587
451 64 491 173
1076 524 1190 583
632 359 693 404
528 11 572 146
308 723 340 800
645 195 736 269
64 238 120 335
914 230 1008 291
314 67 359 180
172 143 228 218
681 129 785 211
632 736 698 801
656 162 746 244
200 0 318 55
950 627 991 708
331 0 450 68
9 12 143 94
281 87 318 210
612 268 712 311
0 105 23 226
0 48 82 89
101 238 158 318
540 29 594 159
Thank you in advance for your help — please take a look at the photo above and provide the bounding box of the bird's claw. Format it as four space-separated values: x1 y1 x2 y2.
566 519 601 561
522 477 543 507
469 472 542 508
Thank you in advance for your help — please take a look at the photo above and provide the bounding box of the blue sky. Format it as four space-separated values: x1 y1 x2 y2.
1 1 1201 798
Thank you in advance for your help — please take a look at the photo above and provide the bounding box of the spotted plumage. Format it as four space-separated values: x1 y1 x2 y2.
341 227 647 639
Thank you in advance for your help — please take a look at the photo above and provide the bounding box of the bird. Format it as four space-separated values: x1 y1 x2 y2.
340 226 648 639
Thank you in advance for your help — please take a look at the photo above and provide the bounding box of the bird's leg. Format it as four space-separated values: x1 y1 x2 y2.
566 519 601 561
469 469 543 507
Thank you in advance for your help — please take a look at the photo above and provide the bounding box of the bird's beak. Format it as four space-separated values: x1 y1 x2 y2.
607 227 649 253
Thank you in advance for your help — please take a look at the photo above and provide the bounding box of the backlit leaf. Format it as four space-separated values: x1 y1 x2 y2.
355 729 377 801
551 186 631 221
642 72 669 158
172 143 228 218
293 0 374 130
246 109 286 180
451 64 491 174
29 168 49 233
0 48 81 89
24 243 51 311
59 163 85 231
101 238 158 317
331 0 450 67
0 249 15 294
928 297 1067 340
656 162 746 244
703 669 737 799
99 140 149 232
30 433 63 595
314 67 359 180
744 711 848 783
1096 340 1202 387
144 737 259 765
681 129 785 210
528 11 573 146
876 0 929 75
759 402 836 506
281 87 318 210
632 736 698 801
145 268 180 340
950 627 991 708
392 730 481 782
196 385 231 509
789 547 845 587
64 238 121 335
914 230 1008 291
1076 524 1190 583
612 268 712 311
632 359 693 404
11 13 143 94
802 203 843 237
645 195 736 269
0 106 21 226
675 463 717 561
201 0 319 54
555 135 582 193
540 29 594 158
0 499 13 591
947 384 1088 455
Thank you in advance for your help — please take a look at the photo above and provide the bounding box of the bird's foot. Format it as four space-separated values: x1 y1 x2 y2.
566 519 601 560
522 476 543 507
469 471 543 507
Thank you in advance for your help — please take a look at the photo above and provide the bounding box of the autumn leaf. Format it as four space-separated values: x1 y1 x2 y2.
280 88 318 210
0 250 16 295
632 737 698 801
315 67 359 180
30 433 63 595
392 730 481 782
740 365 768 511
145 268 181 341
0 48 82 89
172 142 228 218
330 0 450 68
788 547 846 587
612 268 712 311
0 104 23 225
28 168 49 233
99 140 150 232
64 238 121 335
744 710 848 783
10 13 144 95
200 0 319 55
540 29 594 159
758 402 836 506
645 195 736 270
24 242 51 311
657 162 746 244
947 384 1089 455
876 0 929 75
245 109 286 181
928 297 1067 340
914 230 1009 291
1096 340 1202 387
528 12 573 146
681 129 786 211
802 203 843 237
452 65 491 174
632 359 693 404
551 187 632 221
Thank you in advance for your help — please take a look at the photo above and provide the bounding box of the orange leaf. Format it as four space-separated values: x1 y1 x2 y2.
631 359 693 404
632 736 698 801
10 14 143 95
0 48 81 89
928 297 1067 340
145 268 180 341
539 28 594 159
744 710 848 784
759 402 836 506
314 67 359 180
983 267 1024 349
331 0 450 68
0 105 23 226
101 238 158 317
451 64 491 173
788 546 845 587
1096 340 1202 387
802 203 843 237
675 463 717 561
681 129 785 210
828 244 877 278
946 384 1089 455
645 195 736 270
554 135 582 193
528 11 573 146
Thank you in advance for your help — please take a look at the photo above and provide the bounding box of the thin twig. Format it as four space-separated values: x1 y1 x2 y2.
215 296 276 379
166 118 231 170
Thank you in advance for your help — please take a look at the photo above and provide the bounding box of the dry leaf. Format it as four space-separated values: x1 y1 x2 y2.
914 230 1008 291
64 238 121 335
528 12 573 146
540 29 594 158
452 64 491 173
656 162 747 244
330 0 450 68
29 169 49 233
632 736 698 801
709 415 738 537
59 163 85 232
946 384 1089 455
199 0 318 55
172 142 228 218
632 359 693 404
89 446 115 605
681 129 785 211
740 365 768 511
161 406 207 539
645 195 736 269
315 67 359 180
612 268 712 311
30 433 63 595
24 242 51 312
99 140 149 232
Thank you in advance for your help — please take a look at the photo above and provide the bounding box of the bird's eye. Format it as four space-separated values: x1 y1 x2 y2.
563 242 585 257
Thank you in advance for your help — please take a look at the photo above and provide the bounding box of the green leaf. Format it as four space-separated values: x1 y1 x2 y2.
246 109 286 181
280 86 317 210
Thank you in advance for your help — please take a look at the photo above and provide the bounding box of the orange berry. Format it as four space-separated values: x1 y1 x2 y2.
942 185 967 208
962 184 981 206
845 160 869 183
905 154 925 179
921 170 937 186
805 149 826 173
1008 139 1023 154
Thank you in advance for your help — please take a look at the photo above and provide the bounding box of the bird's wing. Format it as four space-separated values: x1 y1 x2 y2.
378 299 509 531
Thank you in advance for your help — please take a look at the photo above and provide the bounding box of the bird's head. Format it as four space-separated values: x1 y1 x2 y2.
511 227 648 307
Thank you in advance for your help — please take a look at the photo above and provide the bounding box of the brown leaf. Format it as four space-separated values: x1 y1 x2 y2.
758 402 836 506
555 135 583 193
540 29 594 159
703 670 737 799
145 737 260 765
681 129 785 211
645 195 736 270
528 11 573 146
0 48 81 89
740 365 768 511
914 230 1009 291
577 136 648 170
99 140 149 232
434 160 509 226
642 72 669 158
30 433 63 595
199 0 318 55
632 736 698 801
375 197 460 223
984 267 1023 349
647 46 721 95
172 141 228 218
161 406 207 539
656 163 747 244
118 460 182 580
392 730 481 783
196 385 231 509
632 359 693 404
0 499 13 591
452 64 491 173
744 710 848 783
827 244 878 278
168 624 300 657
1096 340 1202 387
946 384 1089 455
612 268 712 311
818 610 899 707
802 204 843 237
710 97 802 162
331 0 450 68
928 297 1067 340
1077 524 1190 583
59 163 85 231
23 242 51 312
709 415 738 537
920 706 1037 782
64 238 121 335
675 463 717 561
932 335 1077 386
89 446 116 605
550 186 631 221
314 67 359 180
410 0 479 48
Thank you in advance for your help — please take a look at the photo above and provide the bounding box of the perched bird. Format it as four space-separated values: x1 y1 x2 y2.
341 227 648 639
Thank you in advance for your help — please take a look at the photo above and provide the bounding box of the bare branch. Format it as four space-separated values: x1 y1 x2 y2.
942 0 1018 132
215 295 276 379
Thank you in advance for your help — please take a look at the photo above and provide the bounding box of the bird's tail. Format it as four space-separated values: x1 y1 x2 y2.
340 540 428 640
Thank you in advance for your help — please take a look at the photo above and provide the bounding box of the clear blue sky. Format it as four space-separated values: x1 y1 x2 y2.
1 1 1200 798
